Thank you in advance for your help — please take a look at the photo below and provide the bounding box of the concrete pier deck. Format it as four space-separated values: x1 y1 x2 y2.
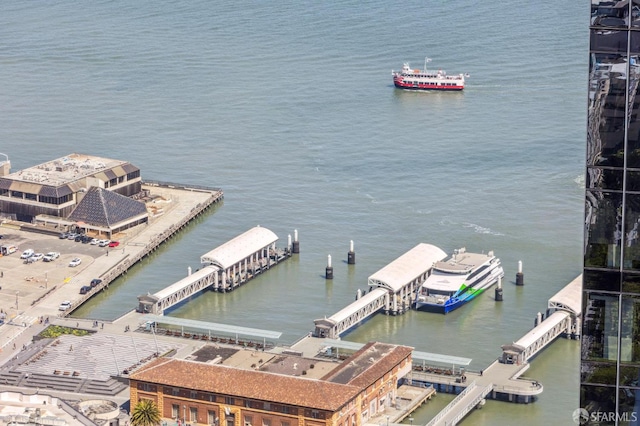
0 182 222 352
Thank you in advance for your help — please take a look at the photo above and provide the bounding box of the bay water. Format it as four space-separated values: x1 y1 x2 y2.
0 1 588 424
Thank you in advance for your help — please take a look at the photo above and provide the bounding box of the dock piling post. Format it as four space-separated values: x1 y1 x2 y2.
516 260 524 286
495 276 503 301
292 230 300 254
347 240 355 264
325 255 333 279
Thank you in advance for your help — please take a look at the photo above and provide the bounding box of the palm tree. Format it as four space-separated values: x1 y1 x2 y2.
130 399 161 426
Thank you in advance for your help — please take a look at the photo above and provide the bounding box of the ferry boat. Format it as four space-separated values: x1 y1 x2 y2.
392 57 467 91
415 248 504 314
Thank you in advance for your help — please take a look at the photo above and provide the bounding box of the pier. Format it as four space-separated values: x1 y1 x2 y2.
61 181 224 316
137 226 294 315
419 275 582 426
313 243 446 338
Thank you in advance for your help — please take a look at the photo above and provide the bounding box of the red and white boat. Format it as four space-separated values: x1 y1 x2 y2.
392 57 467 91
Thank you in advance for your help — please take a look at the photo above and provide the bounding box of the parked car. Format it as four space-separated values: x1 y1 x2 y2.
108 241 120 248
79 286 92 295
90 278 103 287
43 252 60 262
59 232 68 239
69 257 82 267
90 238 99 245
59 301 72 311
20 249 34 259
24 256 38 264
30 253 44 261
98 239 110 247
67 233 78 240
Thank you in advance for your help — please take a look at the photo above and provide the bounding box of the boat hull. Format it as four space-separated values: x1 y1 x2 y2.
393 81 464 91
415 288 484 314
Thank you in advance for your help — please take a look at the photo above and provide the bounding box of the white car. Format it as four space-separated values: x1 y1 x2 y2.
90 238 99 245
20 249 34 259
30 253 44 261
58 301 71 311
98 239 110 247
43 252 60 262
69 257 82 267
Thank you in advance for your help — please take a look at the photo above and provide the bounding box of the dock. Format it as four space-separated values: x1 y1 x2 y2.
314 243 447 338
63 181 224 316
420 275 582 425
136 226 296 315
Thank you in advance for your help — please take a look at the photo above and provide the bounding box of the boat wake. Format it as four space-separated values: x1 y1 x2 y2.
463 222 504 236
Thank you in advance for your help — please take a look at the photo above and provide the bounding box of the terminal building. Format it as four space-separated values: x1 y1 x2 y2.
0 153 146 233
130 342 413 426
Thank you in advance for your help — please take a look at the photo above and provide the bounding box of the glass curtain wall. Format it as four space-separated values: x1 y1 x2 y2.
585 1 640 424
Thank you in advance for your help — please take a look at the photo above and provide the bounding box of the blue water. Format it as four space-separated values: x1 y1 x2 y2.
0 1 588 424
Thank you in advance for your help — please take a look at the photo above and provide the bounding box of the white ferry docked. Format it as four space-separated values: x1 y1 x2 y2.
415 248 504 314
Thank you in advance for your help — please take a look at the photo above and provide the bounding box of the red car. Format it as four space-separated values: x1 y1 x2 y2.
108 241 120 247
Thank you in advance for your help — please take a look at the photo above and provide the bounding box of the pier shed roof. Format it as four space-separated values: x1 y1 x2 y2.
368 243 447 292
200 226 278 268
323 339 472 366
548 275 582 316
142 314 282 340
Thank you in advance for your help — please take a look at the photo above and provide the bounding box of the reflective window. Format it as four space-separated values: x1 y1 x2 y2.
582 292 620 361
618 388 640 423
591 28 628 53
585 191 624 268
587 167 624 190
587 54 627 168
624 193 640 269
622 271 640 292
620 295 640 363
591 0 631 28
581 384 617 420
581 360 618 385
584 268 621 291
626 170 640 191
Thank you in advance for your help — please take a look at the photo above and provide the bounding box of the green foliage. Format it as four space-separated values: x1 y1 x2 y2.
131 399 161 426
39 325 90 338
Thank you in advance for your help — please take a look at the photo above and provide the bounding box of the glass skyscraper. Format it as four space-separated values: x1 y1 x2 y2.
584 1 640 424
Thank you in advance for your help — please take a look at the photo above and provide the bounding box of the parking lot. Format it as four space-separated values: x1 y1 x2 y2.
0 229 117 319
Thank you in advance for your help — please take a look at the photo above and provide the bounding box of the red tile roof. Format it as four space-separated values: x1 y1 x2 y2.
131 358 360 411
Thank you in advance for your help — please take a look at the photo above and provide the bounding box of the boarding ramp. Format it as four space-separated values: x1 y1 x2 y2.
501 310 571 365
313 288 387 339
137 266 219 315
426 381 493 426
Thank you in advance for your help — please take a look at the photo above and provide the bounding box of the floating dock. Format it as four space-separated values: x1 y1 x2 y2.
137 226 296 315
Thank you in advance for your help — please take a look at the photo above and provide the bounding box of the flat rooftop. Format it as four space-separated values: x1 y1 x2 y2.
3 153 134 187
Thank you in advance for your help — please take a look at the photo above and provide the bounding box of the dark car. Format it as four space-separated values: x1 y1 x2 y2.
74 234 84 242
79 286 92 295
90 278 102 287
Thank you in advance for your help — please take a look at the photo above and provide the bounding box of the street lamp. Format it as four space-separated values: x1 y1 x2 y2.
15 291 19 314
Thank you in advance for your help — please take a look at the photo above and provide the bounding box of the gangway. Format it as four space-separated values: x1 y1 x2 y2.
313 288 387 338
137 266 219 315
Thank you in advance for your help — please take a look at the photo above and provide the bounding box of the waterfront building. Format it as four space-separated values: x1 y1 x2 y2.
583 1 640 423
0 153 141 223
129 342 413 426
